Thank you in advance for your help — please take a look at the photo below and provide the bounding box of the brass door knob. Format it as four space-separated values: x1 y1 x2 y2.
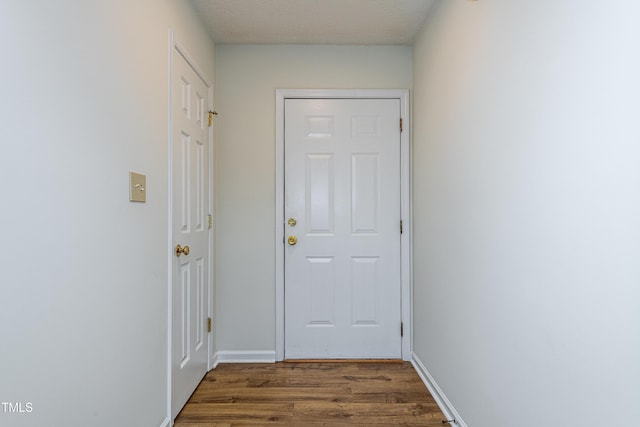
287 235 298 246
176 244 190 257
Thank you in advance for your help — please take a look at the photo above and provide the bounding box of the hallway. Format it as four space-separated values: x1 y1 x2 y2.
3 2 639 426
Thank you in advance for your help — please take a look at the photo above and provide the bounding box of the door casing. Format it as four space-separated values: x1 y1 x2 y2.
275 89 411 361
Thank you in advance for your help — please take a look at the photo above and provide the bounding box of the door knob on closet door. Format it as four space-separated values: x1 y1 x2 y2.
287 235 298 246
176 244 190 257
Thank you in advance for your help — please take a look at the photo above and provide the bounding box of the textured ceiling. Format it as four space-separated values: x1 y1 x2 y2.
191 0 436 45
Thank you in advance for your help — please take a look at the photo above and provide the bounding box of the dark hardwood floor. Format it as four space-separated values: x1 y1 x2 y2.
174 361 448 426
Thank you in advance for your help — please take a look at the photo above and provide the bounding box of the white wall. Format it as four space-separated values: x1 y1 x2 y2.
214 45 412 353
0 1 214 426
412 1 640 426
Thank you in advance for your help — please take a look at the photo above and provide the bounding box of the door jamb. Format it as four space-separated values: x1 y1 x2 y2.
275 89 411 361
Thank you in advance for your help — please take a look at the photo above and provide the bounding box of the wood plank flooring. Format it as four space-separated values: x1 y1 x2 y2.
174 361 448 426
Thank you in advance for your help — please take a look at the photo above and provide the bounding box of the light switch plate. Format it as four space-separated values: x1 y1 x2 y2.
129 172 146 203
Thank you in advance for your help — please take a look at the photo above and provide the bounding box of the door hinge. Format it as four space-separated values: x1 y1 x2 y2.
400 118 403 133
208 110 218 127
207 317 212 333
400 220 403 234
401 322 404 337
208 214 213 229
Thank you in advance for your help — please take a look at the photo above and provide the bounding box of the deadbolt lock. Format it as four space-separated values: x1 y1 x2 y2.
287 218 297 227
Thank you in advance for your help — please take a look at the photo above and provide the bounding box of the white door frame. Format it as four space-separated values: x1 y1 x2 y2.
275 89 411 361
167 29 214 422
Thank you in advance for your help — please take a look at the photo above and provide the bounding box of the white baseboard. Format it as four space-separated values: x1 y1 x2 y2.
411 352 468 427
211 351 220 369
215 350 276 364
159 416 171 427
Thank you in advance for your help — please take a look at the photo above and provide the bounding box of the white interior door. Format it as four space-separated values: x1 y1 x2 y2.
171 45 210 418
284 98 402 359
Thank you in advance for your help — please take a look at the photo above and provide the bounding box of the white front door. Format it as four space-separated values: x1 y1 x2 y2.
284 98 402 359
171 45 210 418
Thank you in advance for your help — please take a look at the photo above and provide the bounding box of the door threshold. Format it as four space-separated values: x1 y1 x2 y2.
284 359 403 363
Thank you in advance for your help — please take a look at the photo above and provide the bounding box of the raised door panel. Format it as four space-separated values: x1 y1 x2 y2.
172 46 210 419
285 98 401 359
